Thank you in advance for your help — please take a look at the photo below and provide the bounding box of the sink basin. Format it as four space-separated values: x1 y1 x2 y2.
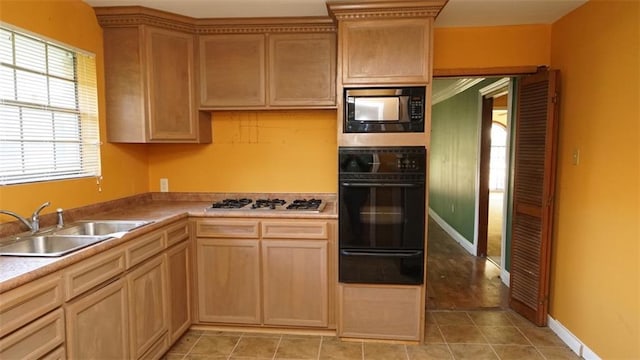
0 220 152 257
53 220 151 236
0 235 111 257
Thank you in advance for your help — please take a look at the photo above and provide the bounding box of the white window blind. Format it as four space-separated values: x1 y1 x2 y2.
0 24 101 185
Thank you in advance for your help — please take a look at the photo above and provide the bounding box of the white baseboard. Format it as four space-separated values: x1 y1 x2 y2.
500 268 510 287
429 208 475 255
548 315 601 360
581 343 601 360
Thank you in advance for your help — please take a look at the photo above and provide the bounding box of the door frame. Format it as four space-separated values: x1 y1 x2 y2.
473 77 512 285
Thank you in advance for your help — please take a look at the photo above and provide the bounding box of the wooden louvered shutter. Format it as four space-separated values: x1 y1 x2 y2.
509 69 560 326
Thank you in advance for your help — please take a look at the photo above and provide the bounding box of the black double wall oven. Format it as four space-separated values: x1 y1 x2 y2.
338 146 426 285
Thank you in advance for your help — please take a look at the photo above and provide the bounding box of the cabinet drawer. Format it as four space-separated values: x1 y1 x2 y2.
196 219 259 238
64 248 126 301
40 345 67 360
127 230 166 268
166 220 189 247
262 221 328 239
0 274 63 337
40 346 66 360
0 308 65 360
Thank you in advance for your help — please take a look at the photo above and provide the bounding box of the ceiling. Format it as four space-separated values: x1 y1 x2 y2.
83 0 588 27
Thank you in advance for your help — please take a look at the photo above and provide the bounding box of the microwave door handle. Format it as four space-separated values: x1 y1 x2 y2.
340 182 421 188
340 250 423 257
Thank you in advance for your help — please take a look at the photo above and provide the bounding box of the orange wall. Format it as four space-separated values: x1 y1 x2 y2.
0 1 149 221
550 0 640 358
147 110 338 193
433 24 551 70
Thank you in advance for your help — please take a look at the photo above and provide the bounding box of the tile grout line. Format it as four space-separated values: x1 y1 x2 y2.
513 323 552 359
316 335 324 360
184 332 204 358
466 311 503 360
430 315 457 360
403 343 410 360
225 332 244 360
271 334 283 360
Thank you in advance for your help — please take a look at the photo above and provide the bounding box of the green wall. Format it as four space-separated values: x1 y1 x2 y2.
429 78 500 243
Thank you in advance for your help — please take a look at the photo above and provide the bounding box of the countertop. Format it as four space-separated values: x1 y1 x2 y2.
0 197 337 293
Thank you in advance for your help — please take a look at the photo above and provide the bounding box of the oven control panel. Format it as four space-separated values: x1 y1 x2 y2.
339 146 426 174
397 157 419 170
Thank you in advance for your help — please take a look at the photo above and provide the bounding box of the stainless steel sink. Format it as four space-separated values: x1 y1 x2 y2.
0 220 152 257
52 220 151 236
0 235 111 257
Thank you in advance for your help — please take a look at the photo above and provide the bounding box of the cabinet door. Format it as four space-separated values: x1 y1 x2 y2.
127 255 168 359
166 241 191 343
341 18 431 84
269 33 336 106
339 284 421 341
262 239 328 327
103 26 146 142
196 238 261 324
199 34 266 107
145 27 200 141
65 278 130 359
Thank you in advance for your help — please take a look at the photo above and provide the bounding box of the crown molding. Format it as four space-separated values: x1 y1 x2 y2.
94 6 336 34
431 78 484 105
327 0 448 21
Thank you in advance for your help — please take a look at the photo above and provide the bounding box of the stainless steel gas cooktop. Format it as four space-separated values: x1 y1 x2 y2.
205 198 326 213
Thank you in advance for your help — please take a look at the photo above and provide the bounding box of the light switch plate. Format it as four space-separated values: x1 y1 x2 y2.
572 148 580 166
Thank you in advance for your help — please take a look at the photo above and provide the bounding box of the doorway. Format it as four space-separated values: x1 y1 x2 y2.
487 121 508 266
476 79 511 273
427 77 511 310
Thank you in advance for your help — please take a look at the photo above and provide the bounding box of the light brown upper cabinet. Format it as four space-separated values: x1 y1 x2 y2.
198 20 336 109
340 19 431 84
199 34 267 108
327 0 447 85
95 9 211 143
268 33 336 107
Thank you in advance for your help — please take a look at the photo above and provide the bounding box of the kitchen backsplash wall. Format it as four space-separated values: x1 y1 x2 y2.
147 110 338 193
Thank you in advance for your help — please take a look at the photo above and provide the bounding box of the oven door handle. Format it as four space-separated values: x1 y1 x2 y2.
340 250 423 257
340 182 422 188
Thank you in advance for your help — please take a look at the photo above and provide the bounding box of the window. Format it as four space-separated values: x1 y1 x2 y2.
0 24 100 185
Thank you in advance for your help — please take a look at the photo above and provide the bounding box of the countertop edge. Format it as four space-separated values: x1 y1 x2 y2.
0 198 337 294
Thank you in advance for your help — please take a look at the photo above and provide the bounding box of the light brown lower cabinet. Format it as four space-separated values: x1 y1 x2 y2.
262 239 328 327
0 220 192 359
195 218 335 329
166 241 191 343
196 238 261 324
339 284 422 341
65 278 130 359
127 254 168 359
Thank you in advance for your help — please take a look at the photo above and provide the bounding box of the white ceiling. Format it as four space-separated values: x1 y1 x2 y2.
83 0 588 27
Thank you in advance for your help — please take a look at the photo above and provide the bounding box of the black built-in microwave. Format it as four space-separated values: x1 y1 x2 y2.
344 86 425 133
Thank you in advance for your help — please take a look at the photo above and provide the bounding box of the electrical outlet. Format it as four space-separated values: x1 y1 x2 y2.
451 203 455 213
160 178 169 192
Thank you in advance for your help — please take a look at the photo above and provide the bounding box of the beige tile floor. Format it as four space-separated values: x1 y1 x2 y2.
163 310 581 360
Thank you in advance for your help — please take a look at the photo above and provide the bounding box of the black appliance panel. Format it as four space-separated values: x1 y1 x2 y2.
338 147 426 285
339 249 424 285
344 87 425 133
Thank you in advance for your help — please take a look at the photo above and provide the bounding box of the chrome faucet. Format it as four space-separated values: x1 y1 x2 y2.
0 201 51 234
